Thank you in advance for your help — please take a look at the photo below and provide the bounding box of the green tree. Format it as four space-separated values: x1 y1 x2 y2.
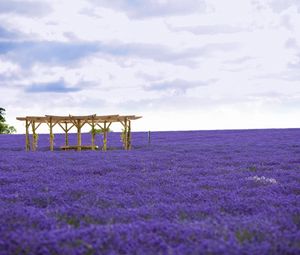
0 108 16 134
0 107 5 122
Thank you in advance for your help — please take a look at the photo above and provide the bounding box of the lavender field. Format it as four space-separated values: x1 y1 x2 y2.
0 129 299 254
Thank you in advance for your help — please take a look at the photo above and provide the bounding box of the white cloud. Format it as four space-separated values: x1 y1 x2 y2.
89 0 207 19
1 0 300 132
0 0 52 17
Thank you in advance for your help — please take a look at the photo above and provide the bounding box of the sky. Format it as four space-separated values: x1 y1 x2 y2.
1 0 300 133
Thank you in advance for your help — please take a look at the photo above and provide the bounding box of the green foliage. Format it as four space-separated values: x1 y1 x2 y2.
0 122 17 134
33 133 39 140
0 107 5 122
90 127 112 135
33 133 39 148
57 214 81 228
235 229 253 243
247 166 257 172
0 107 16 134
120 129 126 143
235 229 265 244
292 213 300 227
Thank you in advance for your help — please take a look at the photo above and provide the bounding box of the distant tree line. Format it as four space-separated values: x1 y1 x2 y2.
0 108 16 134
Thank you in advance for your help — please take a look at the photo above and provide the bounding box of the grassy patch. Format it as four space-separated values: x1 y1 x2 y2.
247 166 257 172
235 229 265 244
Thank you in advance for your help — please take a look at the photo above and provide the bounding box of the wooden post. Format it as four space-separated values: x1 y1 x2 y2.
77 120 81 151
127 120 131 150
124 118 128 150
103 121 107 151
49 118 54 151
32 121 36 151
65 122 68 146
25 119 30 151
91 119 95 150
148 131 151 145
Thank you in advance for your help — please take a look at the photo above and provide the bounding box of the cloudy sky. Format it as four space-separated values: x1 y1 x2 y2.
1 0 300 132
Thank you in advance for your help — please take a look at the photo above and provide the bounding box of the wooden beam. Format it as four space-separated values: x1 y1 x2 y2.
16 117 27 121
96 123 103 130
80 120 87 129
120 121 125 128
35 122 42 130
69 118 78 127
46 119 58 128
61 145 99 150
18 116 49 122
57 122 69 147
46 114 96 121
67 123 74 132
58 122 67 132
17 115 142 123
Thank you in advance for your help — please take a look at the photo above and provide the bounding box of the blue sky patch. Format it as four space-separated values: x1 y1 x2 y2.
25 80 81 93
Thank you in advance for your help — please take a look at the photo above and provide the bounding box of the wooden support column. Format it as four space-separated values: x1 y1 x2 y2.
103 121 107 151
148 131 151 145
77 120 82 151
25 119 30 151
91 119 95 150
49 118 54 151
63 122 68 146
127 120 131 150
124 118 128 150
58 122 69 147
31 121 37 151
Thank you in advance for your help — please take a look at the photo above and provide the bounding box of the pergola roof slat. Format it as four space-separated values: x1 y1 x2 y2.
17 114 142 122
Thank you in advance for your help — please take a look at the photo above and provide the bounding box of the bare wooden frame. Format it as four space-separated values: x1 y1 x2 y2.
16 114 142 151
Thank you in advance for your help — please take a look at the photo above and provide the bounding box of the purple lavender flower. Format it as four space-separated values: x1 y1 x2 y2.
0 129 299 254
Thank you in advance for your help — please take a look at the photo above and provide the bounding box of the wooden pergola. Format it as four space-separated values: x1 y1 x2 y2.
16 114 142 151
